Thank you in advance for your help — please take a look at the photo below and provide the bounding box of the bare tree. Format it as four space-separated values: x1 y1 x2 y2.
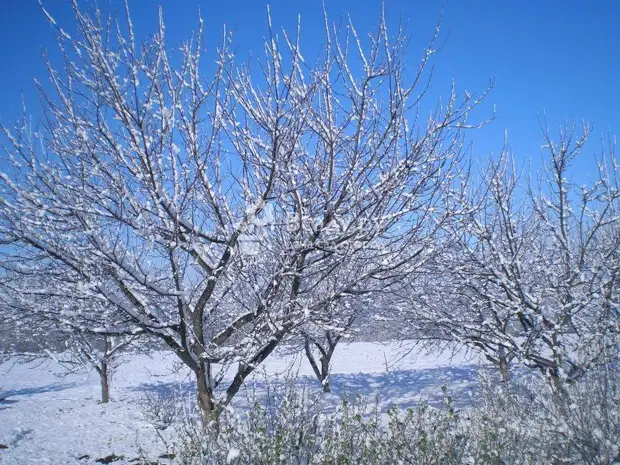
0 1 487 418
407 124 620 390
56 331 138 403
302 299 360 393
302 257 436 392
0 278 141 403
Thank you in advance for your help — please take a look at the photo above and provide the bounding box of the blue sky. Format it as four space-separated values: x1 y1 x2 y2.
0 0 618 177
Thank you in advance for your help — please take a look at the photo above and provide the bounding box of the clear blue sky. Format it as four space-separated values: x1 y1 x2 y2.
0 0 618 176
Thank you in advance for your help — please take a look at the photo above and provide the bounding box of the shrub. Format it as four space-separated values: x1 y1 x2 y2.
142 366 620 464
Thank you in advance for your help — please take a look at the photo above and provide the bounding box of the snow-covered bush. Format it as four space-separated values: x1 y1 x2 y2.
468 366 620 464
167 366 620 464
140 388 187 432
175 387 467 465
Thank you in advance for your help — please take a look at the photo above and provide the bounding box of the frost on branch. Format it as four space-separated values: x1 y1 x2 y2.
402 123 620 391
0 1 487 418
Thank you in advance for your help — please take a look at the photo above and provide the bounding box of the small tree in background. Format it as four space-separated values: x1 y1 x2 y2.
404 124 620 390
57 331 139 403
302 301 358 393
0 278 142 403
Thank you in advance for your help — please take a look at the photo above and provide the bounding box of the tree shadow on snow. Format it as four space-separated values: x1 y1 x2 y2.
131 380 195 398
0 382 80 402
328 366 480 410
130 365 480 414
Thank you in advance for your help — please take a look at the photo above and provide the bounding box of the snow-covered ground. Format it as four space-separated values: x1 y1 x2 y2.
0 342 481 464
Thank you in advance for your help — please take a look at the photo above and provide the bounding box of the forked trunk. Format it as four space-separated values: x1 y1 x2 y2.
304 337 333 393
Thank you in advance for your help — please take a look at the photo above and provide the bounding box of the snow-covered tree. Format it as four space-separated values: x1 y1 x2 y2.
0 273 141 402
0 2 487 418
302 299 359 393
56 331 138 403
407 123 620 390
301 255 438 392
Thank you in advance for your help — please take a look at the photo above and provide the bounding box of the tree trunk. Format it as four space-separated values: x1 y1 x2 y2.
99 361 110 403
305 338 330 392
304 334 336 393
485 353 510 383
549 369 565 397
320 356 331 393
499 355 510 382
196 361 218 423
